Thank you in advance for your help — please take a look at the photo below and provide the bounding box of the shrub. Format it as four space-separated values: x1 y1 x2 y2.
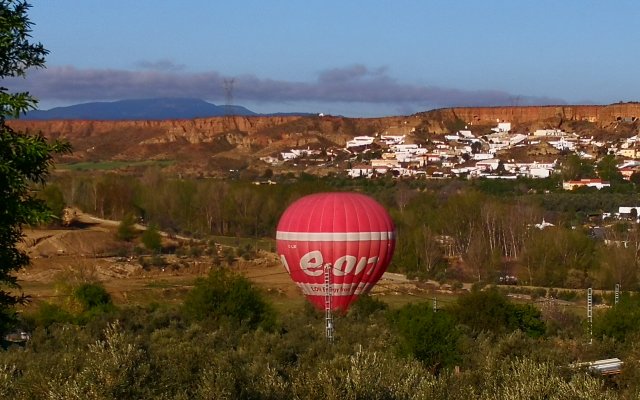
389 302 460 371
348 294 388 320
594 293 640 342
183 269 275 330
73 283 113 312
27 302 74 328
142 224 162 253
116 214 137 242
449 287 546 338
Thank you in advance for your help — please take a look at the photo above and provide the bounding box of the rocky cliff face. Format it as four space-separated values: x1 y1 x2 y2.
436 104 640 126
11 103 639 139
7 104 639 170
10 115 303 143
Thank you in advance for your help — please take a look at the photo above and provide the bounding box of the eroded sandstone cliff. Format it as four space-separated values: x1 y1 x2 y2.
7 104 639 170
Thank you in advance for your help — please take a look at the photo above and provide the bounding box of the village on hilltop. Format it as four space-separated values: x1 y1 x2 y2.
261 116 640 192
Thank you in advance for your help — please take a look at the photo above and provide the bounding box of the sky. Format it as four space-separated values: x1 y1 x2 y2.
7 0 640 117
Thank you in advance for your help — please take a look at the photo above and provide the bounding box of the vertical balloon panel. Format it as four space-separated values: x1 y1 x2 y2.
277 192 396 311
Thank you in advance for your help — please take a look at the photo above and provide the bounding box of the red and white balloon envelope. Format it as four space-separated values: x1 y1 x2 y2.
276 192 396 312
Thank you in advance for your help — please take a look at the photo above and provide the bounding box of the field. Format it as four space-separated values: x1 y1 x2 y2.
17 210 604 318
16 214 448 315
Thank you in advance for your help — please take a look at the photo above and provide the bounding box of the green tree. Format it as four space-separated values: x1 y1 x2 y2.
38 184 66 225
596 154 623 183
389 302 460 371
183 269 275 329
561 153 595 181
449 287 545 338
117 213 137 242
73 282 115 322
141 223 162 253
74 283 112 311
594 293 640 342
630 171 640 185
348 293 388 320
0 1 70 333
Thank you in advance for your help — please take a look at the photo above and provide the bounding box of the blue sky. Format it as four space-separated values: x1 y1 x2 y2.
9 0 640 116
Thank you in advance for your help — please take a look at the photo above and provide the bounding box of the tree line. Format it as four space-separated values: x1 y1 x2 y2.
41 171 640 290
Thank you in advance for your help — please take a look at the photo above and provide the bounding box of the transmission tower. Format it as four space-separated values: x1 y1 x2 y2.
223 78 235 114
587 287 593 345
222 78 237 131
324 263 334 342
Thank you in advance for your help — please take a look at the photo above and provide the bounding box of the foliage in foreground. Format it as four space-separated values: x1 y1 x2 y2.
0 0 71 334
0 311 620 400
1 274 636 399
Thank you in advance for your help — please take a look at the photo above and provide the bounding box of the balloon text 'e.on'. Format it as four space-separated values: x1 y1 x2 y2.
276 192 395 311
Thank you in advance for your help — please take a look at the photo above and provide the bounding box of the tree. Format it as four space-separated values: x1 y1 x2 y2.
38 184 66 225
594 293 640 342
596 154 623 183
449 287 545 338
389 302 460 371
117 213 137 242
73 282 113 312
141 224 162 253
561 153 594 181
183 269 275 330
0 1 71 333
629 171 640 185
348 293 388 320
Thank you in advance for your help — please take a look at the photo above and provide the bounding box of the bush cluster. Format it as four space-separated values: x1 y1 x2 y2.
3 280 638 398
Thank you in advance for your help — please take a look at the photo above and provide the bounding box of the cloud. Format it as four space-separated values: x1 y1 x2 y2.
135 59 186 72
7 64 566 109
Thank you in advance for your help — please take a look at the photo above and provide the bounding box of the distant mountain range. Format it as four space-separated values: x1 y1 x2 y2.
23 98 312 120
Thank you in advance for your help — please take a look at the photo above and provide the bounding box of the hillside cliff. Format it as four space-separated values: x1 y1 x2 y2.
7 104 639 173
430 103 640 126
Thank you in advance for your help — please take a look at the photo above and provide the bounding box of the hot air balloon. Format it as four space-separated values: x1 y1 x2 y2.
276 192 396 312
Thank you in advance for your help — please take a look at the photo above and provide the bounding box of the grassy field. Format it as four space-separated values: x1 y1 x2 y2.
58 160 174 171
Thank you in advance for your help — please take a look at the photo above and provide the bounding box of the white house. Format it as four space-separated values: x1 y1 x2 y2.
476 159 500 171
260 156 280 165
492 122 512 133
619 206 640 216
459 130 475 139
346 136 375 148
562 179 610 190
549 137 577 151
380 135 405 145
347 165 389 178
472 153 494 161
509 134 527 146
528 167 552 178
371 159 400 168
391 144 420 152
280 151 298 161
533 129 565 137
